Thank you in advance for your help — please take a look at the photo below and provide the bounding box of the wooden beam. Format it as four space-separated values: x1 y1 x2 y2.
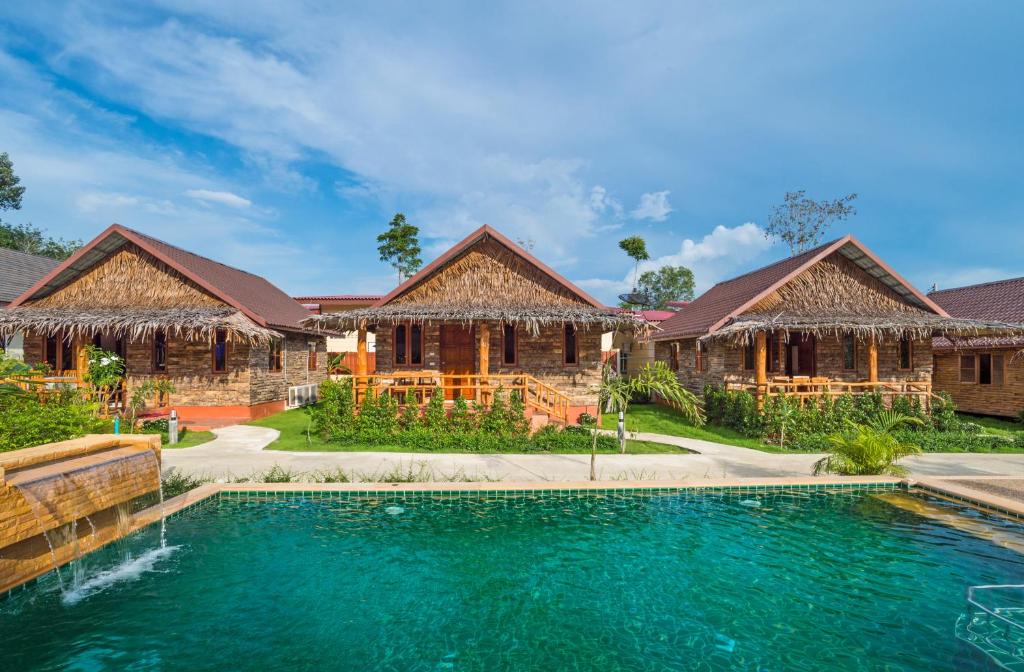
867 337 878 383
754 331 767 408
355 326 368 377
479 322 490 378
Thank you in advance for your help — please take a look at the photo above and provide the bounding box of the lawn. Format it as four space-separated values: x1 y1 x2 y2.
157 428 216 449
247 408 690 453
959 413 1024 437
600 404 797 453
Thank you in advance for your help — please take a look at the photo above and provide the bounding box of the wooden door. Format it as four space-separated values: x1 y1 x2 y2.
440 324 475 400
785 333 816 377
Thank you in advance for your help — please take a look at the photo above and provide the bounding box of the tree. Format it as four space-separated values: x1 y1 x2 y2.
765 190 858 255
0 221 82 260
0 152 25 212
377 213 423 283
618 235 649 287
635 265 695 310
0 153 81 260
588 361 703 479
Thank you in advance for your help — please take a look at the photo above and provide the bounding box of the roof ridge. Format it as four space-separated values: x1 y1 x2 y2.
0 247 60 263
929 275 1024 295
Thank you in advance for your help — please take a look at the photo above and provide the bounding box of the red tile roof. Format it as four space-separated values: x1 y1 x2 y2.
12 224 315 332
930 277 1024 349
929 277 1024 323
655 238 845 340
292 294 382 303
655 235 944 340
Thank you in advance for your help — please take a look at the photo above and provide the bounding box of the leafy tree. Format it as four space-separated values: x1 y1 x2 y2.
377 213 423 283
0 152 25 212
766 190 858 255
618 234 649 287
0 222 82 260
634 265 695 310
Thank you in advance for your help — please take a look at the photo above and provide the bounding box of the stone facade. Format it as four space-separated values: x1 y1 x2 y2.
656 334 933 395
933 348 1024 418
21 330 327 412
375 322 601 406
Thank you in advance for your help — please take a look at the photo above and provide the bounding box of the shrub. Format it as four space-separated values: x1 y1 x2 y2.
449 396 474 432
161 470 212 498
812 414 923 476
399 388 420 430
423 387 446 429
308 378 355 440
0 389 109 452
894 429 1013 453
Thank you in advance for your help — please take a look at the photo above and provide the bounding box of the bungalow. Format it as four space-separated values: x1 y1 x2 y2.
294 294 381 373
608 309 676 377
304 224 646 424
0 224 328 423
652 235 1023 409
0 248 59 359
929 277 1024 418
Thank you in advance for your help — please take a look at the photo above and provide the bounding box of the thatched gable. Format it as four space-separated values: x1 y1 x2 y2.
392 238 583 308
303 224 649 335
29 245 224 309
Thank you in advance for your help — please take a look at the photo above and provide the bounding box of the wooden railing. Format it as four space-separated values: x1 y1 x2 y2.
725 378 937 411
348 371 572 423
1 370 128 417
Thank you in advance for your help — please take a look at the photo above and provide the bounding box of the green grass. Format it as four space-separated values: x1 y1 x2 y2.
246 408 688 453
958 412 1024 437
157 429 216 449
601 404 803 453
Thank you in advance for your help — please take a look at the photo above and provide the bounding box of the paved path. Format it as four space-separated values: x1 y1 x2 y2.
161 426 1024 482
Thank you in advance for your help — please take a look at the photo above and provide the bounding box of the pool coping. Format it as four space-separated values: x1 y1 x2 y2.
909 477 1024 522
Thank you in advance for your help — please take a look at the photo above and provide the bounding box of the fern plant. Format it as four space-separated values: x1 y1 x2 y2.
812 412 923 477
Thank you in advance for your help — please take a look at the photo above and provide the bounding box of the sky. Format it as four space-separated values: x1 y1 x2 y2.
0 2 1022 303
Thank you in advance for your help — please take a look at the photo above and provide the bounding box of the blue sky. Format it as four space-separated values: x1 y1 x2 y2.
1 2 1022 302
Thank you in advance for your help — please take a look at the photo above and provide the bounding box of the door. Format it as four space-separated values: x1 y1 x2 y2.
785 333 816 377
440 324 475 400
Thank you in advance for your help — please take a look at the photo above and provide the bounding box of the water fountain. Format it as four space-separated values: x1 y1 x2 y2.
0 434 163 594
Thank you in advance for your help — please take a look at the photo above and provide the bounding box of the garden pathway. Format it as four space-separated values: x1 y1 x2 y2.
161 426 1024 482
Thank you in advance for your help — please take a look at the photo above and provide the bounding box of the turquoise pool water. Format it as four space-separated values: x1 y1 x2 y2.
3 487 1024 671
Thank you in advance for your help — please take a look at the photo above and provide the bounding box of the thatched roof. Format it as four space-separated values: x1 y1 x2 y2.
0 307 280 344
302 304 651 336
704 311 1024 344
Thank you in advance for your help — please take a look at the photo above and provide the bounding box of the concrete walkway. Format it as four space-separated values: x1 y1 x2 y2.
161 426 1024 482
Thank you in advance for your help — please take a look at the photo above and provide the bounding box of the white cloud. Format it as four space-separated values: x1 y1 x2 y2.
589 185 623 218
631 191 673 221
185 189 252 208
577 223 775 299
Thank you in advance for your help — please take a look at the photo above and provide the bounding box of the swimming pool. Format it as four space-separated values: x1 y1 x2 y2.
3 485 1023 671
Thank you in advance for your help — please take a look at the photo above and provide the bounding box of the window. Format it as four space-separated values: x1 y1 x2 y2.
153 330 167 373
842 334 857 371
993 354 1005 386
768 332 781 373
977 353 1005 386
212 329 228 373
393 323 424 367
618 349 629 376
114 338 126 360
92 333 103 348
410 324 423 366
268 339 283 372
394 324 407 365
44 335 58 371
897 337 913 371
694 341 704 373
959 354 976 383
307 342 317 371
743 343 755 371
669 342 680 372
563 325 578 365
502 324 517 365
60 338 73 372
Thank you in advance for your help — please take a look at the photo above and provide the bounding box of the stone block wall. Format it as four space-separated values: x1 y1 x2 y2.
656 334 933 395
375 322 601 406
249 332 328 406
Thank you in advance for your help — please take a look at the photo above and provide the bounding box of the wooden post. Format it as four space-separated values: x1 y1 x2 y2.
867 337 878 384
754 332 767 409
478 322 490 404
355 326 368 377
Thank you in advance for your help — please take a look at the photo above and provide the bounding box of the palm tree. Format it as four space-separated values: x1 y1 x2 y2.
588 361 703 480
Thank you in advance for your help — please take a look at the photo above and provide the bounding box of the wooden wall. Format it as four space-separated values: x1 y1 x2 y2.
933 348 1024 418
